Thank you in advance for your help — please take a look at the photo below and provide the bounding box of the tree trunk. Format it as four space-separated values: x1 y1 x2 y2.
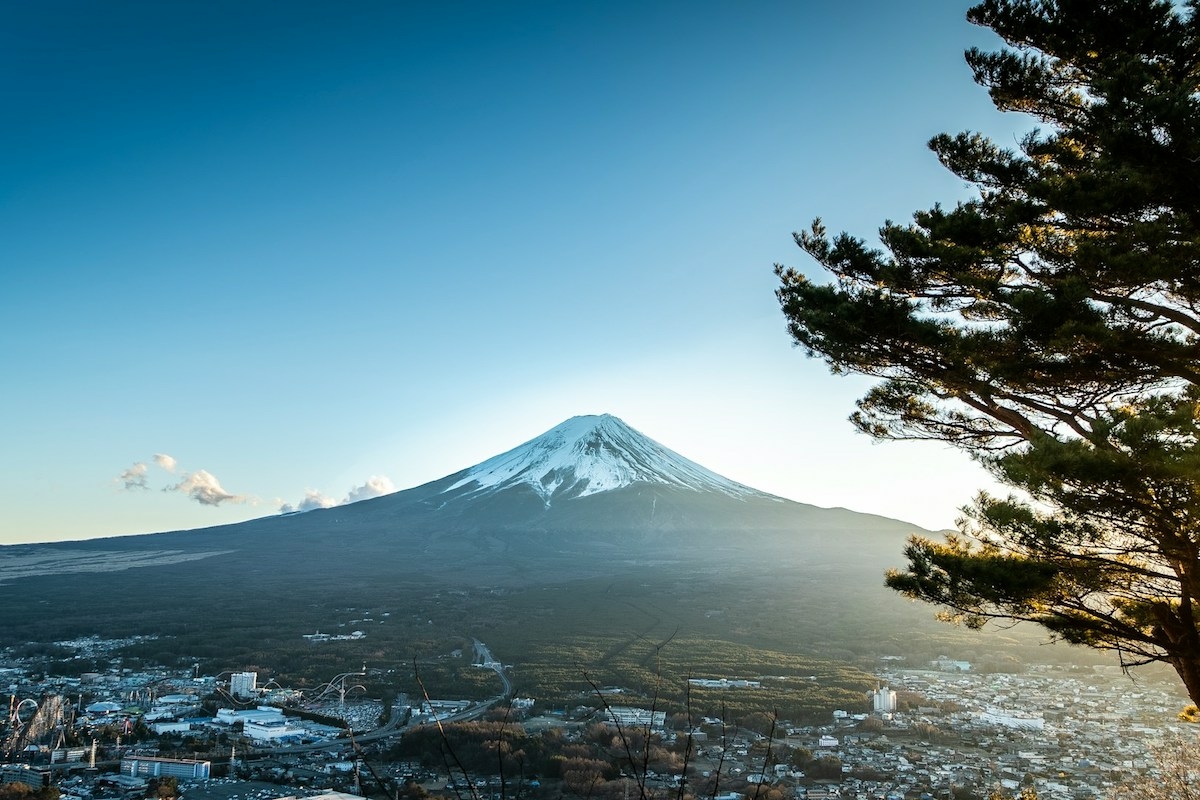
1153 600 1200 707
1171 654 1200 709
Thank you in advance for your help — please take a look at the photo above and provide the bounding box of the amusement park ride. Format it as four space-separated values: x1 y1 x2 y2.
3 694 69 757
302 666 367 715
0 665 369 760
211 666 370 718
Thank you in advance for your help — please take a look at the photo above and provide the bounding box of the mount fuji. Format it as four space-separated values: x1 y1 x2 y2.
440 414 765 505
0 413 948 665
0 414 924 588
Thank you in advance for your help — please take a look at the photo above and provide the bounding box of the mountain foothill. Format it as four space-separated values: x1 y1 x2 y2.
0 414 1090 706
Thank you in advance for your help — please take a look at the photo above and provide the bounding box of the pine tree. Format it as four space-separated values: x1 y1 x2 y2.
775 1 1200 703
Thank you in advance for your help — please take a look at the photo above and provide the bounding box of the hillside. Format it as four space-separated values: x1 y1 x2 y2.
0 415 1065 697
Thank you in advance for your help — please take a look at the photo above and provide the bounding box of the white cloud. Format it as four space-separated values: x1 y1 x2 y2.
343 475 395 504
278 475 396 514
117 462 149 490
153 453 177 472
166 469 247 507
279 490 337 514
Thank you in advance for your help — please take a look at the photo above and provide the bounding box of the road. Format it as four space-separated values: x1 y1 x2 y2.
473 638 512 697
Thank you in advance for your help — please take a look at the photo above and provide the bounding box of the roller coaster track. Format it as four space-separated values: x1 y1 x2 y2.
3 695 65 757
303 667 367 714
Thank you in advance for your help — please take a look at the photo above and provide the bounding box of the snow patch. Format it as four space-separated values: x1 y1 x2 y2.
444 414 765 505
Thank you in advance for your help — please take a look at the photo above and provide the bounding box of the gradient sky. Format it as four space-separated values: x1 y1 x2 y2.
2 1 1033 544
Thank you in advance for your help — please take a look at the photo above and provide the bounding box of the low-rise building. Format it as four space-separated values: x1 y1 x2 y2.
216 706 286 726
0 765 51 789
122 756 211 780
244 719 306 742
603 706 667 731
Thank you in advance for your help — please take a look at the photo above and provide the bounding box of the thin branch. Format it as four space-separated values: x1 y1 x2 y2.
413 658 480 800
750 711 778 800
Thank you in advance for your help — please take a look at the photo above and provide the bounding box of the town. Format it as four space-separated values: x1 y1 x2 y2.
0 635 1193 800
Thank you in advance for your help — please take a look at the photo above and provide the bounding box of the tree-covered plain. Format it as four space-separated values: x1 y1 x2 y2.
0 560 1088 722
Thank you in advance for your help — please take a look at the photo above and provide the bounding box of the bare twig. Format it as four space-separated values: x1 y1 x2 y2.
708 703 730 800
749 710 779 800
495 697 513 800
345 723 395 799
675 677 694 800
583 670 650 800
413 658 480 800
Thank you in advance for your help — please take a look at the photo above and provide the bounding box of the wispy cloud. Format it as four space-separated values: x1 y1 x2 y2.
117 462 149 490
166 469 247 507
153 453 177 472
278 475 396 514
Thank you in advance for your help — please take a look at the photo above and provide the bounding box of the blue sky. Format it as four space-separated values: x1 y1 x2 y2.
2 1 1029 543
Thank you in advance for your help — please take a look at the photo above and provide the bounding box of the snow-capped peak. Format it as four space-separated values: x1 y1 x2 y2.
443 414 764 505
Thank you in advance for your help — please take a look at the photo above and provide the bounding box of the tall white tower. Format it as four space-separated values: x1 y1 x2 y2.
873 685 897 713
230 671 258 700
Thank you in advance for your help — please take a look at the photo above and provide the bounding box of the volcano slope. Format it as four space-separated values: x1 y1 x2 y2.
0 415 1059 696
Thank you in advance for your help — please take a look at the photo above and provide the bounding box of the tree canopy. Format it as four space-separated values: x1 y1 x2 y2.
775 0 1200 703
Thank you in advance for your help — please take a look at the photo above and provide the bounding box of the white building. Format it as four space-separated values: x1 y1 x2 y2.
931 656 971 672
243 719 305 742
873 686 897 712
84 701 121 715
157 694 195 705
121 756 210 780
603 706 667 731
979 709 1045 730
418 700 471 716
0 765 51 789
276 793 361 800
215 706 286 726
230 671 258 699
688 678 761 689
